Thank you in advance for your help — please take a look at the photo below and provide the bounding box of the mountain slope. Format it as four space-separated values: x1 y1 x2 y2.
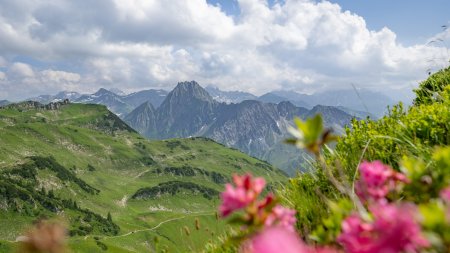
0 102 285 253
125 82 355 174
123 101 157 137
27 91 82 104
205 86 257 104
121 89 168 108
257 89 394 117
27 88 169 119
310 89 394 117
75 88 133 117
259 91 311 108
155 81 218 138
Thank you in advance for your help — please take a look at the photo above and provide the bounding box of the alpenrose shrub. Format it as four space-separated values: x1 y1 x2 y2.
212 69 450 252
355 160 409 202
218 173 335 253
337 161 429 253
219 161 450 253
338 202 428 253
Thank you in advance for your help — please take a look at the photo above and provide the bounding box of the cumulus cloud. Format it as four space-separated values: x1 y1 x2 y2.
9 62 35 78
0 63 84 100
0 56 7 67
0 0 448 100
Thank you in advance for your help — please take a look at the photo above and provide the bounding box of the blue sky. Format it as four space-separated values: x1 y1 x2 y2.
327 0 450 45
208 0 450 45
0 0 449 101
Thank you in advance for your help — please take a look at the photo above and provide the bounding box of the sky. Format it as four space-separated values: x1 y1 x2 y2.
0 0 449 101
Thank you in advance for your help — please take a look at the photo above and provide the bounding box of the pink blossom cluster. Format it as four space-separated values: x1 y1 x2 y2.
219 173 266 217
440 186 450 221
441 186 450 202
264 205 297 232
338 203 429 253
338 161 429 253
355 160 409 202
219 161 433 253
219 174 296 231
241 227 336 253
219 173 305 252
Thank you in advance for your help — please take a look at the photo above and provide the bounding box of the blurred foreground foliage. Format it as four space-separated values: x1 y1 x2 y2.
206 66 450 252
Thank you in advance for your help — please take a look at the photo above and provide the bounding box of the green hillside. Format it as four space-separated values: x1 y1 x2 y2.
0 102 286 252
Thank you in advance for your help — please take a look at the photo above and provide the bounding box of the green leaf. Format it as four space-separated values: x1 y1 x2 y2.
419 202 446 229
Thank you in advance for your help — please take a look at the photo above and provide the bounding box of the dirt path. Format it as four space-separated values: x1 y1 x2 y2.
83 212 214 241
134 169 151 179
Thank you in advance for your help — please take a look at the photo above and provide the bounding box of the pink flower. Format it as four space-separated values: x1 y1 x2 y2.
440 186 450 202
338 203 429 253
219 174 266 217
264 205 297 232
240 226 309 253
441 186 450 222
356 161 409 202
241 227 339 253
313 247 339 253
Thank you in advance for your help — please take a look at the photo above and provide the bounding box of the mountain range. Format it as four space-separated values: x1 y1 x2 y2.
19 82 395 173
205 86 258 104
24 84 394 119
27 88 168 117
0 100 10 107
206 86 394 117
124 81 356 174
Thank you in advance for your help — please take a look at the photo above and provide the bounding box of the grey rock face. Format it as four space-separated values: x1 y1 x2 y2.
205 86 257 104
122 89 168 108
125 81 356 174
124 101 157 137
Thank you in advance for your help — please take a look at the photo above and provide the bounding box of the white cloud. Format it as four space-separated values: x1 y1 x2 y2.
0 56 7 67
0 63 84 100
9 62 35 78
41 70 81 83
0 0 448 100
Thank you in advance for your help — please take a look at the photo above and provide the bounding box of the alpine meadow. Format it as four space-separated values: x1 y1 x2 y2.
0 0 449 253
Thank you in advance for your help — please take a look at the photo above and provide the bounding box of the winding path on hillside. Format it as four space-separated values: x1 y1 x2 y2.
83 211 215 241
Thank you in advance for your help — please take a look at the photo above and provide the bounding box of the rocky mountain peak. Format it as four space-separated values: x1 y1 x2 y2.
168 81 214 103
138 101 156 113
277 101 296 110
94 88 116 97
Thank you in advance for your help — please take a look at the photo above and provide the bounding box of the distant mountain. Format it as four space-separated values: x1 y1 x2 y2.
205 100 309 159
121 89 168 108
125 81 356 174
74 88 133 117
0 100 10 107
156 81 218 138
27 91 82 104
124 101 157 137
259 91 311 108
258 89 394 118
109 88 126 96
205 86 257 104
27 88 168 118
54 91 82 101
306 105 355 133
304 89 394 117
336 106 375 119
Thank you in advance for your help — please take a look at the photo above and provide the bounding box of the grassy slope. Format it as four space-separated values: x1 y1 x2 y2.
0 103 286 252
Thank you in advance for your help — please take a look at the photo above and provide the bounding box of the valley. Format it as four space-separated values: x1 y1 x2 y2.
0 102 285 252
